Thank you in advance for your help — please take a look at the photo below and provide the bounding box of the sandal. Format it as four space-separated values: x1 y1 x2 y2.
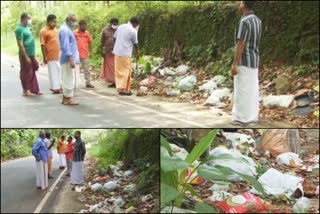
119 90 132 96
63 99 79 105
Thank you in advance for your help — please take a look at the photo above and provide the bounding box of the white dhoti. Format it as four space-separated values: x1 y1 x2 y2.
59 153 66 167
75 64 81 89
47 61 61 90
71 161 84 185
232 66 259 123
60 63 75 97
36 160 48 189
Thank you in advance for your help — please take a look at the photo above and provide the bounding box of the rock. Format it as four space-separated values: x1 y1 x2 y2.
262 95 295 108
124 170 134 177
141 194 153 202
275 75 291 95
103 181 118 192
291 106 313 116
123 184 137 194
295 93 313 107
114 197 125 207
177 75 197 91
91 183 102 192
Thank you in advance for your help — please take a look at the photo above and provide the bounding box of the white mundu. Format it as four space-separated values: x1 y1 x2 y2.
232 66 259 123
47 61 61 90
59 153 66 167
71 161 84 185
35 160 48 189
60 63 76 97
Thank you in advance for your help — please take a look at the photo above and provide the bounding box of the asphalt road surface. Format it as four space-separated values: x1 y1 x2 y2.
1 151 64 213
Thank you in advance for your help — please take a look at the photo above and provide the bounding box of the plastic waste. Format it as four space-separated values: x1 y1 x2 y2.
276 152 302 167
222 132 256 155
139 75 156 86
91 183 102 192
175 65 190 75
212 75 227 86
123 184 137 193
209 183 230 192
103 181 118 192
292 197 311 213
124 170 134 177
209 191 233 202
208 147 257 182
141 194 153 203
199 80 218 94
114 197 125 207
251 168 303 197
167 90 181 96
159 67 176 76
262 95 295 108
177 75 197 91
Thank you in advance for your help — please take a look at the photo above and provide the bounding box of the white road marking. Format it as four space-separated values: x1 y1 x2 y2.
33 167 67 213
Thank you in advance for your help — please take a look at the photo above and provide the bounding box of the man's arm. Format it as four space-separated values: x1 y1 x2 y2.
60 30 75 68
15 28 31 64
40 30 47 64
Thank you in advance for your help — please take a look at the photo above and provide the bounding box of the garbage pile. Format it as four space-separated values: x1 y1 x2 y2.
162 129 319 213
76 160 157 213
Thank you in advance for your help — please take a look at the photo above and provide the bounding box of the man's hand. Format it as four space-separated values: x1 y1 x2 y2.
25 56 32 65
230 65 238 77
69 58 75 69
43 57 47 64
36 156 41 161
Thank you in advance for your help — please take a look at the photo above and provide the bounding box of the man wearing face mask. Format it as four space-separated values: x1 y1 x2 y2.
231 0 262 125
32 130 48 190
71 131 86 185
59 14 80 105
100 18 119 87
74 20 94 88
15 12 42 96
113 16 140 96
40 14 61 94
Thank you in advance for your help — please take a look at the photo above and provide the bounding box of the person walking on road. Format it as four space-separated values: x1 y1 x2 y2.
32 130 48 190
71 131 86 185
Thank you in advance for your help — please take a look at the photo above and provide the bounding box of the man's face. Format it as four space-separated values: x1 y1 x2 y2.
80 24 86 31
67 16 77 28
74 132 80 139
48 19 57 29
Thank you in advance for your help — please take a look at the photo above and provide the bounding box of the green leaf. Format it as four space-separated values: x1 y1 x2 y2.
161 183 180 205
194 202 219 213
180 183 199 197
185 129 219 164
161 147 189 172
160 135 173 156
197 164 226 181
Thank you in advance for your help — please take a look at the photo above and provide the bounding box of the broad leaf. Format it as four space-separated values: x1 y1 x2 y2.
197 164 226 181
160 135 173 156
161 146 189 172
194 202 219 213
161 183 180 205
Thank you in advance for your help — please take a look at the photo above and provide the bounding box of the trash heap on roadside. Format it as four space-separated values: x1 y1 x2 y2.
74 158 157 213
162 129 319 213
132 56 319 127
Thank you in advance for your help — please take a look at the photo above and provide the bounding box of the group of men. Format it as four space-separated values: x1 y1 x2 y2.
32 130 86 190
15 12 139 106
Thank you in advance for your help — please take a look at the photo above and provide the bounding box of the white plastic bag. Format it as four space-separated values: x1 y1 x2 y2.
209 191 233 202
208 147 257 182
212 75 227 86
262 95 294 108
251 168 303 197
199 80 218 94
222 132 256 149
292 197 311 213
175 65 190 75
276 152 302 166
103 181 118 192
91 183 102 192
177 75 197 90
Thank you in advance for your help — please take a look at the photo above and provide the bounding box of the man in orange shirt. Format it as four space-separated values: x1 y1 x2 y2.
74 20 94 88
40 14 61 94
57 135 66 169
64 136 74 176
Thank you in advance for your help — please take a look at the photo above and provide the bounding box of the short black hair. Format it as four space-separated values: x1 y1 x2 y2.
67 136 73 141
61 135 65 139
45 132 51 139
47 14 56 23
110 18 119 24
243 0 256 10
75 131 81 135
79 20 87 25
21 12 30 21
130 16 139 25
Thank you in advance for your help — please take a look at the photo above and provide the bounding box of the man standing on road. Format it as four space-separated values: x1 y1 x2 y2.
15 12 42 96
65 136 74 177
100 18 119 87
74 20 94 88
59 13 80 105
40 14 61 94
57 135 67 169
113 16 140 96
230 0 262 125
32 130 48 190
71 131 86 185
44 132 55 179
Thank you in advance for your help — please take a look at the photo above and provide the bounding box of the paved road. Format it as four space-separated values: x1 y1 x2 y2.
1 54 292 128
1 151 64 213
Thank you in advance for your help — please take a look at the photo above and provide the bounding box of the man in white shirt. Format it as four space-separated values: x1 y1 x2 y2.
113 16 140 96
44 132 55 179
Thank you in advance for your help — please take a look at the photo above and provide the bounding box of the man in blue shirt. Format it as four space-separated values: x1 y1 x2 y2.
32 130 48 190
59 14 80 105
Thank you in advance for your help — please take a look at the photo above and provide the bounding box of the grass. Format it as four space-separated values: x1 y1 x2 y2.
1 34 43 60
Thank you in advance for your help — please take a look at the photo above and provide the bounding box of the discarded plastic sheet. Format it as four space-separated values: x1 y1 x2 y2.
103 181 118 192
177 75 197 91
208 191 232 202
251 168 303 197
292 197 311 213
91 183 102 192
209 183 230 192
175 65 190 75
212 75 227 86
262 95 294 108
222 132 256 155
199 80 218 94
276 152 302 167
208 147 257 182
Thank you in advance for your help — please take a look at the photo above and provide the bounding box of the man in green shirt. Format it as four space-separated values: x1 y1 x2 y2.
15 12 41 96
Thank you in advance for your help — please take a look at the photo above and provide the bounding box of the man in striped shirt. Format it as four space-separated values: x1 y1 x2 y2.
71 131 86 185
231 0 262 125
